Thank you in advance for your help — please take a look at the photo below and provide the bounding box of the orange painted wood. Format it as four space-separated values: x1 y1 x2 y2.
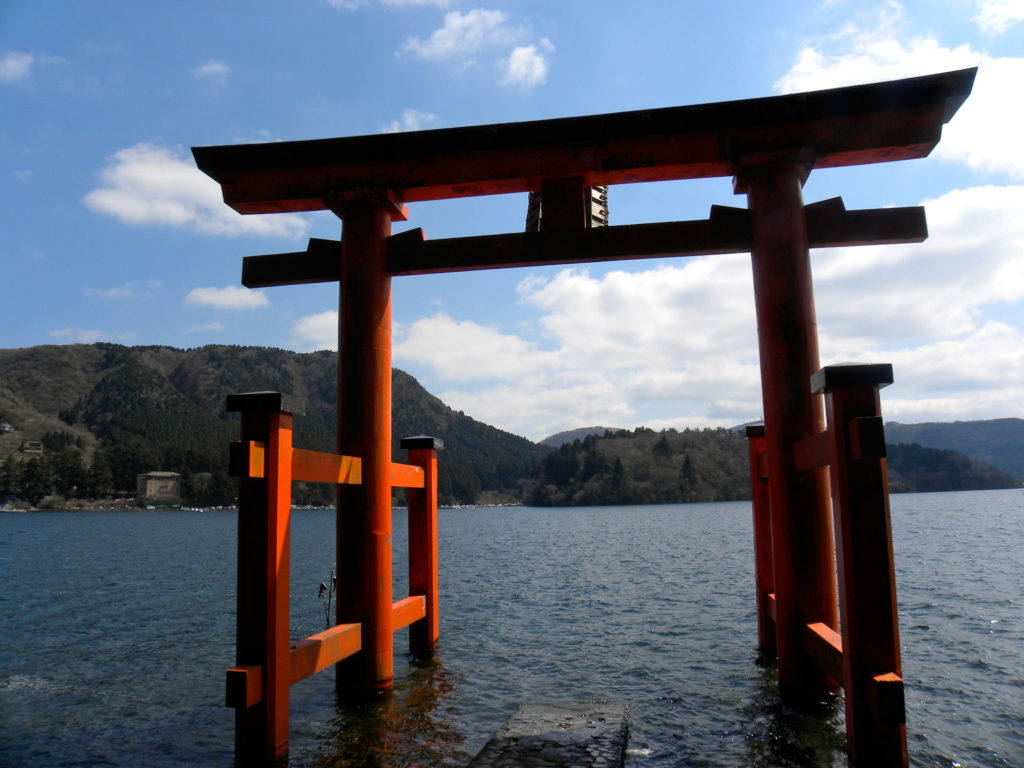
870 673 906 725
814 366 906 765
805 622 843 687
335 202 396 692
765 592 777 624
742 160 838 700
391 596 427 631
793 430 834 472
407 444 440 652
192 69 975 213
231 407 281 762
289 623 362 685
390 461 425 489
746 426 775 656
388 219 751 276
229 440 267 478
265 412 293 757
241 204 925 286
226 665 263 709
291 447 361 485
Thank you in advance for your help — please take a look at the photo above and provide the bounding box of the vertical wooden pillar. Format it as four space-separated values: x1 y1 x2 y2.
735 154 838 699
745 425 775 656
333 190 406 692
402 435 443 653
813 364 906 766
227 391 298 763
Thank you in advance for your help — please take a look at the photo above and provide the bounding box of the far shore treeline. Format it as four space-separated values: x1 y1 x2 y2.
0 343 1020 509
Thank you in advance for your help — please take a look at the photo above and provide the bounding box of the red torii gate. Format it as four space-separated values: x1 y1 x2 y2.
194 67 976 767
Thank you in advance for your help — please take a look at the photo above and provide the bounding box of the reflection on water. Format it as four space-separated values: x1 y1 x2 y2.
2 493 1022 767
306 654 470 768
741 661 846 768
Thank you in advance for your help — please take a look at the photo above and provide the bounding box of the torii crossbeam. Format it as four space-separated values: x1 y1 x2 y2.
194 67 976 767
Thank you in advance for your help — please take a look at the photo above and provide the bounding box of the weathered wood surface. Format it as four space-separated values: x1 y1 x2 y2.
193 69 975 213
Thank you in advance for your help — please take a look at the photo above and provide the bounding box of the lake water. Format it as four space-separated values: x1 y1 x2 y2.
1 490 1021 767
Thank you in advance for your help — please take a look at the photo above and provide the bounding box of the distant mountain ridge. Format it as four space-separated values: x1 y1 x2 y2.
540 426 622 448
544 419 1024 481
885 419 1024 479
0 343 549 505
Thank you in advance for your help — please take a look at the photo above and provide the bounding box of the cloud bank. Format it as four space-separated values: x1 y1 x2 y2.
84 143 309 238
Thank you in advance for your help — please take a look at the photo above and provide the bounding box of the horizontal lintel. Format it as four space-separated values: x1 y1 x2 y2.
290 622 362 686
869 672 906 724
240 202 926 287
794 430 835 472
228 624 365 707
291 447 361 485
242 238 338 288
225 664 262 709
229 440 266 479
391 462 425 489
388 219 748 276
392 595 427 631
805 621 844 687
193 69 976 213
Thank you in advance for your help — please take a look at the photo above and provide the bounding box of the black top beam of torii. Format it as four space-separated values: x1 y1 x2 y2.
191 68 975 287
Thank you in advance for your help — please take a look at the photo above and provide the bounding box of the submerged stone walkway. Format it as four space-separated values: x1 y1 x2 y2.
468 702 628 767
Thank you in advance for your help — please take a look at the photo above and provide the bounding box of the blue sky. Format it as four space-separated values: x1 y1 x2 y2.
2 0 1023 440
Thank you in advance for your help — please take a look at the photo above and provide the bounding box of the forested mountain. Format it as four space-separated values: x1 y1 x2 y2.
525 427 1021 507
885 419 1024 479
527 427 753 506
2 343 1018 509
885 442 1022 493
539 426 620 448
0 344 548 506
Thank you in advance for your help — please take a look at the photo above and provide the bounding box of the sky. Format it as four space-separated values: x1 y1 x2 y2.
2 1 1023 442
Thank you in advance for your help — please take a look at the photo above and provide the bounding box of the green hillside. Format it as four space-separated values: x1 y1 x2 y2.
885 419 1024 479
0 343 548 507
526 426 1021 507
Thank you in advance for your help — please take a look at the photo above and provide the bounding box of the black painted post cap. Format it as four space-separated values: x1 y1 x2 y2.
810 363 893 395
400 435 444 451
745 424 766 438
225 391 306 416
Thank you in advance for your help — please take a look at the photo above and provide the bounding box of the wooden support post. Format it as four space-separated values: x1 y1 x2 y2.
333 190 405 692
402 435 443 652
812 364 906 766
736 154 838 699
745 425 775 656
226 391 301 763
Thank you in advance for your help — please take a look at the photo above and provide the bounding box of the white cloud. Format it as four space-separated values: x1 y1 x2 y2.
774 6 1024 179
49 327 134 344
0 51 33 82
401 9 516 60
191 59 230 83
382 108 439 133
84 143 309 238
973 0 1024 33
813 185 1024 347
185 286 270 310
184 322 225 335
327 0 367 9
381 0 455 6
501 41 551 87
394 313 558 379
383 179 1024 440
85 282 155 300
292 310 338 350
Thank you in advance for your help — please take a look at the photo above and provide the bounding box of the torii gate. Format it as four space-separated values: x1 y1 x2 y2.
194 67 976 767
